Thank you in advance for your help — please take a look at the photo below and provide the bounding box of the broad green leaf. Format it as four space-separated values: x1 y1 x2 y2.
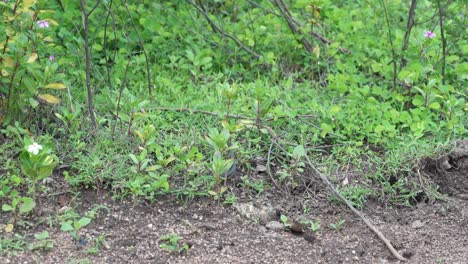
38 94 61 104
76 217 91 229
19 197 36 214
2 204 13 212
45 83 66 89
412 96 424 107
34 231 49 240
429 102 440 110
292 145 306 158
60 221 74 232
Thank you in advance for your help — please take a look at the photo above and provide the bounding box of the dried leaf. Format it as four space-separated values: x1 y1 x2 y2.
26 53 38 63
4 223 14 233
38 94 60 104
45 83 66 89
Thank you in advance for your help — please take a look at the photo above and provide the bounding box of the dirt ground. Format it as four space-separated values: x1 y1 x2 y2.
1 141 467 264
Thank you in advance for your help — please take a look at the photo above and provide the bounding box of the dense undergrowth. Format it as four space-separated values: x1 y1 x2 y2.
0 0 467 251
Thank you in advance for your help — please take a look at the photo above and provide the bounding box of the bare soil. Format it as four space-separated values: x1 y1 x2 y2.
1 141 467 264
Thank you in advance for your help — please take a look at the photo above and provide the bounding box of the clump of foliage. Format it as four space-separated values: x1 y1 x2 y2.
0 2 466 256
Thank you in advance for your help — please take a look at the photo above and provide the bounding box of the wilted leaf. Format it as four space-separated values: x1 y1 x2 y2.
38 94 60 104
45 83 66 89
21 0 37 9
26 53 38 63
4 57 14 68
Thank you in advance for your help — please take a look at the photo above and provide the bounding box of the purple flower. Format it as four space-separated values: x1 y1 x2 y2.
424 31 436 39
37 20 50 28
49 55 55 61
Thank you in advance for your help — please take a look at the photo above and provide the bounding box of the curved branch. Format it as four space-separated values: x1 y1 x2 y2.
186 0 260 59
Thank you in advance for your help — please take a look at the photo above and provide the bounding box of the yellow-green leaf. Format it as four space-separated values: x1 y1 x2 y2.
45 83 66 89
47 19 59 26
21 0 36 10
3 57 14 68
134 130 144 141
38 94 60 104
26 53 38 63
4 223 14 233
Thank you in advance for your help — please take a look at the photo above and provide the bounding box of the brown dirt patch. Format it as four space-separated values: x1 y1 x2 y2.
1 141 467 263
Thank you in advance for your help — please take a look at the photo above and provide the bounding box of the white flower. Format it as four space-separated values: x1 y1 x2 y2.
27 142 43 155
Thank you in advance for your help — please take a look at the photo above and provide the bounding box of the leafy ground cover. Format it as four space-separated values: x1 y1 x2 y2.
0 0 466 263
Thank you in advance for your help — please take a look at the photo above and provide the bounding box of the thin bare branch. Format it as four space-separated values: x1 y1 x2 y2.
400 0 417 70
186 0 260 59
303 153 407 262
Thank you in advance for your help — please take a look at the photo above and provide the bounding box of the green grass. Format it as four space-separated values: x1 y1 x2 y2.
0 0 466 212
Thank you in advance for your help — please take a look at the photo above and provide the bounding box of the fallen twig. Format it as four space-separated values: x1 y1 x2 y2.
302 153 407 261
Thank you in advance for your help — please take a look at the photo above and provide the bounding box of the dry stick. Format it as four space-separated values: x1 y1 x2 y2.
80 0 101 129
264 130 406 261
272 0 313 53
187 0 260 59
102 0 118 86
272 0 350 54
302 153 407 262
437 0 447 85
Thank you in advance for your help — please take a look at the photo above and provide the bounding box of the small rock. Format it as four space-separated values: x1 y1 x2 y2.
59 206 69 214
233 202 276 224
411 220 425 229
103 240 110 250
265 221 284 231
256 164 267 172
147 223 153 229
257 225 267 233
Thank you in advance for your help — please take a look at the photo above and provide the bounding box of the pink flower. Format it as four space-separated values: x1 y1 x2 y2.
424 31 436 39
49 55 55 61
37 20 50 28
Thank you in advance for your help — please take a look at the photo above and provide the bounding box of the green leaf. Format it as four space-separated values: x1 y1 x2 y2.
292 145 306 159
129 154 139 164
60 221 74 232
412 96 424 107
19 197 36 214
34 231 50 240
75 217 91 229
429 102 440 110
2 204 13 212
29 98 39 108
